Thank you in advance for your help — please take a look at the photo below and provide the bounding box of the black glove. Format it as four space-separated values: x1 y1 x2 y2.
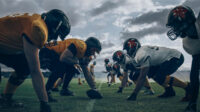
117 87 123 93
127 93 137 101
40 101 51 112
86 89 103 99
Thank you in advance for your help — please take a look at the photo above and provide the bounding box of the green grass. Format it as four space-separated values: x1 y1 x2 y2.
0 78 199 112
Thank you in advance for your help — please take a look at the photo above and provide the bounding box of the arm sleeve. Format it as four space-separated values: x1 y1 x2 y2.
67 43 77 56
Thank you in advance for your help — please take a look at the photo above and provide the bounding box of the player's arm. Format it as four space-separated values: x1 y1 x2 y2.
79 57 96 89
80 58 102 99
116 69 128 93
128 59 150 100
23 36 48 102
121 71 128 87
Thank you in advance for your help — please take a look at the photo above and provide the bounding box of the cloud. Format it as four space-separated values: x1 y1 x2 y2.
89 0 125 16
102 42 115 49
121 24 167 39
121 8 171 39
0 0 43 17
0 0 89 27
121 0 200 39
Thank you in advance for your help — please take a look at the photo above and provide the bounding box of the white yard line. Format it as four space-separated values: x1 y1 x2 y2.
85 81 103 112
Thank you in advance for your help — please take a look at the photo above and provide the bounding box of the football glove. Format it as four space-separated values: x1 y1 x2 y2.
127 93 137 101
86 89 103 99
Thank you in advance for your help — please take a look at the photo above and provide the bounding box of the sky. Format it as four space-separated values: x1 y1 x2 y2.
0 0 200 72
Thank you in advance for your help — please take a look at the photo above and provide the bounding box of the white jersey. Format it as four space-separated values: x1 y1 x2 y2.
183 13 200 55
134 46 182 67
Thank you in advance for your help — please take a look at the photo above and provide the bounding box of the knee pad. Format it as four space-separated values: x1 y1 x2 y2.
8 73 27 86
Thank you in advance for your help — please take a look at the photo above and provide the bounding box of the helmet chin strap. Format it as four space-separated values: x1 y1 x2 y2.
56 21 63 31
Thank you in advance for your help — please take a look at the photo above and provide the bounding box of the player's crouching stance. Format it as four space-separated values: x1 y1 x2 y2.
40 37 103 101
111 63 133 88
0 9 70 112
166 5 200 112
112 51 154 94
115 38 190 102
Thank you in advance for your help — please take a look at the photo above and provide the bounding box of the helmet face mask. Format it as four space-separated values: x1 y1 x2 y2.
85 37 102 57
167 20 189 40
48 20 63 41
89 47 100 58
104 59 109 64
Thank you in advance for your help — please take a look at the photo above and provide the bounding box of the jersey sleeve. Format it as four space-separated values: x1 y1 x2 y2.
30 21 48 48
135 51 150 67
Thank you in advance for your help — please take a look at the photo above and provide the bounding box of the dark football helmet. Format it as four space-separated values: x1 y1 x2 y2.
112 50 125 63
123 38 141 57
166 5 196 40
42 9 71 41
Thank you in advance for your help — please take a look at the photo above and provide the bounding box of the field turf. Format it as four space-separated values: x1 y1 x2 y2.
0 78 199 112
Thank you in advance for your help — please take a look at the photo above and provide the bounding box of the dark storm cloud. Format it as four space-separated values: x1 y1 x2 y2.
124 9 170 26
0 0 42 16
121 25 167 39
89 0 125 16
121 0 200 39
121 9 170 39
0 0 84 26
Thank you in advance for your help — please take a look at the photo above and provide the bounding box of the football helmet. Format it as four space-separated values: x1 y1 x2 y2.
166 5 196 40
123 38 141 57
42 9 71 41
112 50 125 63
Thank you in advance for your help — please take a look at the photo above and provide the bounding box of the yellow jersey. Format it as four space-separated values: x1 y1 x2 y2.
46 38 87 58
0 13 48 54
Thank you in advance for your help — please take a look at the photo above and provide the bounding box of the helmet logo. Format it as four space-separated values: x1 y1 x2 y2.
116 51 123 59
172 7 188 19
128 40 136 48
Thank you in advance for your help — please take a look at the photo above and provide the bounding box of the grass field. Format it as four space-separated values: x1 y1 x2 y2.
0 78 199 112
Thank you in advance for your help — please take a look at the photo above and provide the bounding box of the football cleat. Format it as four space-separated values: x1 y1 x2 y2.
60 89 74 96
158 86 175 98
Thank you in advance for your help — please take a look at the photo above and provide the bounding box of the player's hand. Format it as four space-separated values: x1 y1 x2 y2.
86 89 103 99
127 93 137 101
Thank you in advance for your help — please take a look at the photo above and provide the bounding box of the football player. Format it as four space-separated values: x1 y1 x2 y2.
113 38 190 102
40 37 103 101
166 5 200 112
111 63 133 88
112 51 154 95
0 9 70 112
104 59 115 86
